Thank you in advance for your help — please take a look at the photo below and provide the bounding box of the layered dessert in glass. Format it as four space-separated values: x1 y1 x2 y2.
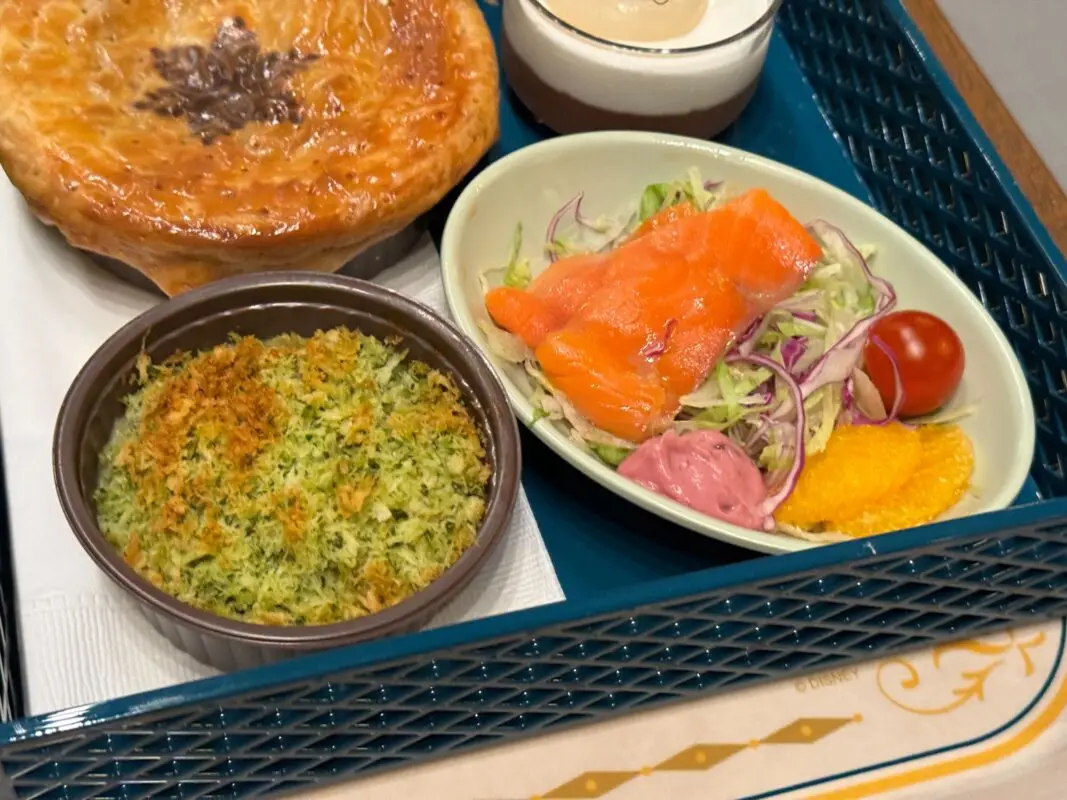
502 0 780 138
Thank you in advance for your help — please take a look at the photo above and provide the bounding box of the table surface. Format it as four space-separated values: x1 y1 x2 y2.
300 3 1067 799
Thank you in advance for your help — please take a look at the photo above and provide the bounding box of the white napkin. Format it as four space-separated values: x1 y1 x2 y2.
0 178 564 717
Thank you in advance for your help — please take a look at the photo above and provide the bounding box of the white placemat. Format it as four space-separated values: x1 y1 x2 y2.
0 177 564 717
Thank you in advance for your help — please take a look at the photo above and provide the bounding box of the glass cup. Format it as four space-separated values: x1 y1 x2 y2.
501 0 782 138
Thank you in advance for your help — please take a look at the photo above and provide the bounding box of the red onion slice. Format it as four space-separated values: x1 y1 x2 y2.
781 337 808 373
546 194 582 262
733 315 771 357
784 221 899 407
639 318 677 360
867 336 904 421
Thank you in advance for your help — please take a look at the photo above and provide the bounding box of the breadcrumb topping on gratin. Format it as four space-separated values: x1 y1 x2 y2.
95 327 490 626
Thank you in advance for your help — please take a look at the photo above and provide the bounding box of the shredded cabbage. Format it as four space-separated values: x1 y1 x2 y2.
589 443 633 467
503 224 532 289
637 171 720 221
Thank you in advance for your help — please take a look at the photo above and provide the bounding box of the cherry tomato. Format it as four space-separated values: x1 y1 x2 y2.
862 310 965 418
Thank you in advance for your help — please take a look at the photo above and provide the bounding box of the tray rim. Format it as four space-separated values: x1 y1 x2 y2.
0 0 1065 746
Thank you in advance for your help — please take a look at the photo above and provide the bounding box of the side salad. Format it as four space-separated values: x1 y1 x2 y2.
479 171 973 541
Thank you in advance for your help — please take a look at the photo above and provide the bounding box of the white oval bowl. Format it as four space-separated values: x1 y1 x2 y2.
440 131 1035 554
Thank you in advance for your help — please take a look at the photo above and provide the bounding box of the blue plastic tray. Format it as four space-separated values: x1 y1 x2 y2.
3 0 1067 797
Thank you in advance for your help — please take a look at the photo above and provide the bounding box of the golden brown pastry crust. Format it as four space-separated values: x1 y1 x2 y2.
0 0 499 295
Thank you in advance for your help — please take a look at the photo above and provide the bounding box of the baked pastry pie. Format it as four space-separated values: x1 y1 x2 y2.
0 1 499 295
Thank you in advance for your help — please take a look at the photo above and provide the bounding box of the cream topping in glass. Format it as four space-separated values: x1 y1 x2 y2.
542 0 767 49
545 0 709 45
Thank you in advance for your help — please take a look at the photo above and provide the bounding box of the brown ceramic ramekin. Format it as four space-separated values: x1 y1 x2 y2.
53 272 521 673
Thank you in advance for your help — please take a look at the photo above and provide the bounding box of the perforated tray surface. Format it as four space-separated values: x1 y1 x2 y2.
2 1 1067 798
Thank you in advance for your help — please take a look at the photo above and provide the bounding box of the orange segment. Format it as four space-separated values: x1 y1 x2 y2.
776 423 923 528
830 424 974 536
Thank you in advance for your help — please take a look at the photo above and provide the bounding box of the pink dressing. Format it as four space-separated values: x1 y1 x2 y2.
618 429 771 530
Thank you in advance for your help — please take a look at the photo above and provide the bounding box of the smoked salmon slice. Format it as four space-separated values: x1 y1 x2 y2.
487 188 823 442
483 204 700 350
483 287 564 351
535 323 673 440
485 252 609 349
631 200 700 239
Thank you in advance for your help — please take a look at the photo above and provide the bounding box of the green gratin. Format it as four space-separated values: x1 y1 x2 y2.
94 327 491 627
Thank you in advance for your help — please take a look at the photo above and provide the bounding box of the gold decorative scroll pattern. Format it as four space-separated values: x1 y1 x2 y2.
504 715 861 800
877 630 1048 715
